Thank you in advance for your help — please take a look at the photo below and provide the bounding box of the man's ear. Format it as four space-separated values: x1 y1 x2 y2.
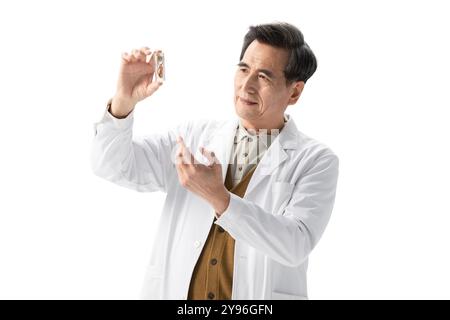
287 81 305 105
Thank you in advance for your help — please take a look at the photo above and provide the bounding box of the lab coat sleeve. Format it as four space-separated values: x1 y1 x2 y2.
90 105 183 193
215 152 339 267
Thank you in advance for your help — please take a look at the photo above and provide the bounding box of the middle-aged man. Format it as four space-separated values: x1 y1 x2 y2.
91 22 339 300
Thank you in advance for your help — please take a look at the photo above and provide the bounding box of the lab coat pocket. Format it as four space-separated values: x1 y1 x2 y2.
271 291 308 300
271 181 295 214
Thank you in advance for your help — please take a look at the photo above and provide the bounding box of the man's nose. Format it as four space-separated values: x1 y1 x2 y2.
241 74 258 93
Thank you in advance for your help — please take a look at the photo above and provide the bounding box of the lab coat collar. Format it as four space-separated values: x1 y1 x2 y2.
274 113 300 150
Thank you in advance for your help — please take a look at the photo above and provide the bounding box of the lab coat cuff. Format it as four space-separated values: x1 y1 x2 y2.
104 107 135 129
215 192 243 229
93 98 135 134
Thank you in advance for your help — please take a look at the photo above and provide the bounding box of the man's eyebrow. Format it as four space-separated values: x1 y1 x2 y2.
237 61 275 79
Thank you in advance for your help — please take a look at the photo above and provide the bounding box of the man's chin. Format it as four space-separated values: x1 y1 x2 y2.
235 107 258 120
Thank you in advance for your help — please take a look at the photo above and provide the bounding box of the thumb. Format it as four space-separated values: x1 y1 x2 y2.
144 80 163 98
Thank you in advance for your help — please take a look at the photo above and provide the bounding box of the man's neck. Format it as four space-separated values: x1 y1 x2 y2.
240 116 286 135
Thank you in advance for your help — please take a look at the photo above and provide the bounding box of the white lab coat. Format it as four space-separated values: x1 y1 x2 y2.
91 107 339 300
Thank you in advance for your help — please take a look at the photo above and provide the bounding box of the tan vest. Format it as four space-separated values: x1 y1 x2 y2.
187 164 257 300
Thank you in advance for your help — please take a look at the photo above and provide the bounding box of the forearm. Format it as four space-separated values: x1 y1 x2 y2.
91 104 171 193
215 193 313 267
215 154 339 268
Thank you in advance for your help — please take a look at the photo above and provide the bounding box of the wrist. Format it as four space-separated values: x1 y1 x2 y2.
212 189 231 217
109 95 135 119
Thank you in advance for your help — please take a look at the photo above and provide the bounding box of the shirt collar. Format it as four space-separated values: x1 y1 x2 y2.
234 114 288 147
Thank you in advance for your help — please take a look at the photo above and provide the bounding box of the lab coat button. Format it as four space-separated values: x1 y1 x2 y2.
194 240 201 248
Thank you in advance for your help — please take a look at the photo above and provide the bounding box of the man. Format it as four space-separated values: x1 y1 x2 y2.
91 22 339 300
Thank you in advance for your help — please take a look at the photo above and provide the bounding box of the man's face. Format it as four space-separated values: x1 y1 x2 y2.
234 40 300 129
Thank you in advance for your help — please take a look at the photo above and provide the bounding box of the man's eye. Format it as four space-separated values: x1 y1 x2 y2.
258 74 269 81
239 68 248 72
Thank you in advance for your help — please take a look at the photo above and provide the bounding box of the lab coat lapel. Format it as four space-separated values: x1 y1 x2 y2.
244 115 300 197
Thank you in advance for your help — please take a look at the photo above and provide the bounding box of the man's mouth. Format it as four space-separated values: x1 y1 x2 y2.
239 97 258 106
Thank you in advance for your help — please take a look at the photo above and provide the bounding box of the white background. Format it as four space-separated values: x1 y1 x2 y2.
0 0 449 299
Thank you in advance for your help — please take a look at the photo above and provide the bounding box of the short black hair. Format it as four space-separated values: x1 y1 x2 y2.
239 22 317 85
